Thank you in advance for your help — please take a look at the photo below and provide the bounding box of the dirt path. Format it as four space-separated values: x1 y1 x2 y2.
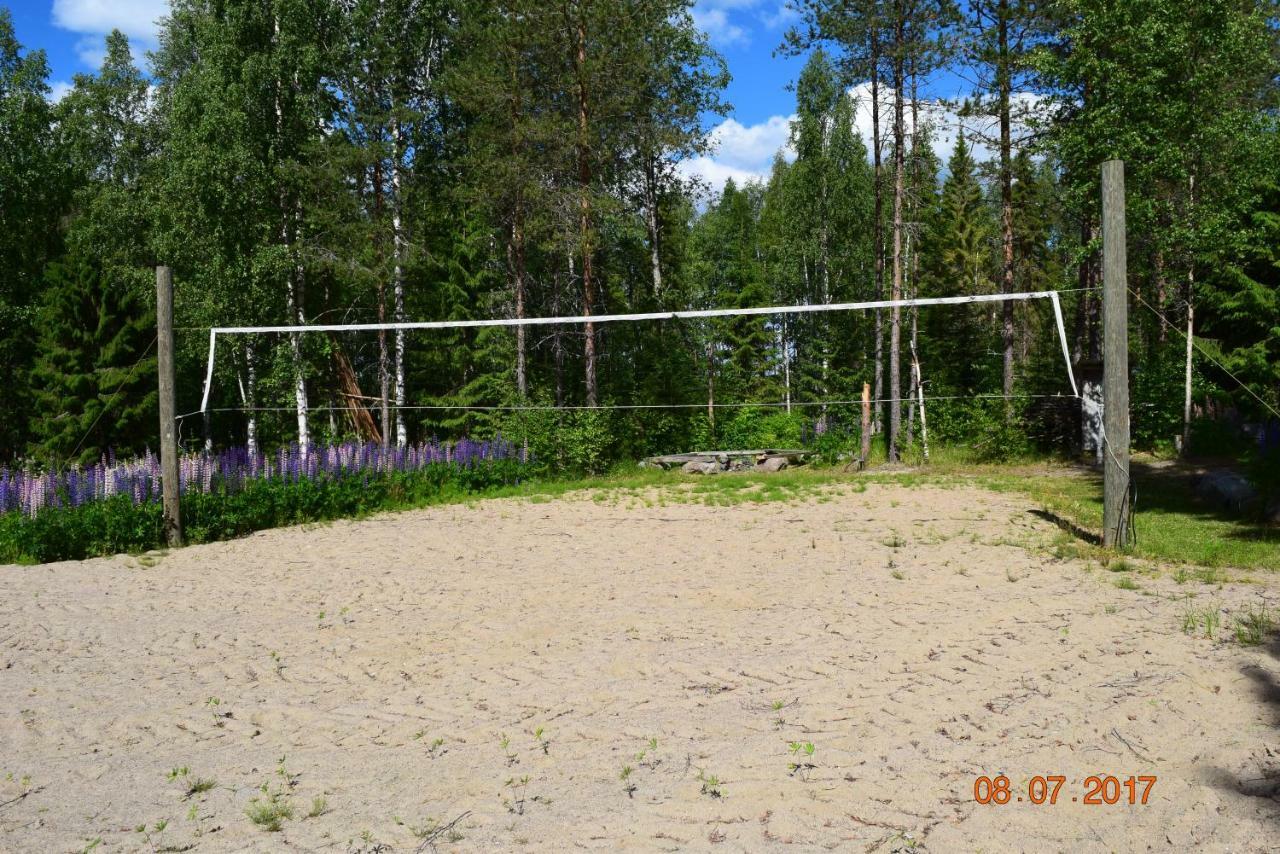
1 481 1277 852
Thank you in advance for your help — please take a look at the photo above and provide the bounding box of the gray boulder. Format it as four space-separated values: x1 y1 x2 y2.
756 456 789 473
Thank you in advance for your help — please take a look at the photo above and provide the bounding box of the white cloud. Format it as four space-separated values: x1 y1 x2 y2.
48 80 74 103
678 155 772 193
678 113 797 193
692 0 781 46
683 85 1048 197
691 6 750 47
760 3 800 30
844 82 1046 168
52 0 168 65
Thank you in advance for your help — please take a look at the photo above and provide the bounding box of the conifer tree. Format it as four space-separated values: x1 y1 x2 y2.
0 12 64 461
29 254 157 465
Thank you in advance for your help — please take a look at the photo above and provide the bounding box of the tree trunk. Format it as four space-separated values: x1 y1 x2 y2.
236 339 258 457
373 153 391 445
286 250 310 451
510 209 529 397
870 28 884 435
574 10 598 407
645 154 664 299
275 12 309 451
391 117 408 446
782 314 791 413
888 36 905 462
998 0 1015 418
706 339 715 430
1183 303 1194 454
557 253 570 407
906 63 920 448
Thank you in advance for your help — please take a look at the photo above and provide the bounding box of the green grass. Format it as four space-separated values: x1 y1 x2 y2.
5 452 1275 570
970 461 1279 571
555 459 1276 571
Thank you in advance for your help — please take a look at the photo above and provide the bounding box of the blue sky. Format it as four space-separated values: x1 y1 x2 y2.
7 0 989 191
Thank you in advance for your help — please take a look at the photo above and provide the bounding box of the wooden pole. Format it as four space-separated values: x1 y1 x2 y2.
860 382 872 468
156 265 183 547
1101 161 1130 548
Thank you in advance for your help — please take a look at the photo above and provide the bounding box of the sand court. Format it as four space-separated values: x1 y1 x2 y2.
1 481 1277 851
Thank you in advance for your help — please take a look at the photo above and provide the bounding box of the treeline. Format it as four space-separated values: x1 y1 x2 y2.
0 0 1276 469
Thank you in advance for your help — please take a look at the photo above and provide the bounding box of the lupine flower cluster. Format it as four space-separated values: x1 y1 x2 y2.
0 437 524 518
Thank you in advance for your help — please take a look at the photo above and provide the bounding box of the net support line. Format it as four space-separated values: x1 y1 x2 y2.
198 290 1080 414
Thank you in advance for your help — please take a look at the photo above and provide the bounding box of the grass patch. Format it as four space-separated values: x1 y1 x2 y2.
6 454 1273 571
1233 605 1274 646
1181 603 1222 639
972 460 1279 571
246 790 293 832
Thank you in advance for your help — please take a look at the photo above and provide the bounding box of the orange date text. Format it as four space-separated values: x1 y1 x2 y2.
972 775 1157 805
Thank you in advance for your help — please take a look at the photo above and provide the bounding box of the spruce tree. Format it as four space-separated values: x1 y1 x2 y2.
0 12 64 461
29 253 157 465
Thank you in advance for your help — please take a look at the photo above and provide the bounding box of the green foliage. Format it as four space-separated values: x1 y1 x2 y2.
926 399 1034 462
1187 418 1249 458
0 460 524 564
1130 342 1205 451
28 253 156 466
0 11 66 461
501 405 614 475
714 409 808 451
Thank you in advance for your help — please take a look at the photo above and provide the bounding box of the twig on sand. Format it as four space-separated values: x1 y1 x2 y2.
1110 727 1152 762
414 810 471 852
0 785 45 812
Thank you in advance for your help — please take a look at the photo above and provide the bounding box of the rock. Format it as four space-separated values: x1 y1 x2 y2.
756 456 788 473
682 460 721 475
1195 471 1257 511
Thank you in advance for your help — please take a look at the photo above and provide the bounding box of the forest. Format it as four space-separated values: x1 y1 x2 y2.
1 0 1278 472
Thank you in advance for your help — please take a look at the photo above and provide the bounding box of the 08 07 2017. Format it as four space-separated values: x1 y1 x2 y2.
972 775 1158 805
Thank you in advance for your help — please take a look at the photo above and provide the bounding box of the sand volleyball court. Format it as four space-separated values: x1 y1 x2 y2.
2 480 1278 851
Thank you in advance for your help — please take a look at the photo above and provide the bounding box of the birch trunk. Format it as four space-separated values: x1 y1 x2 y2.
391 117 408 446
236 339 258 457
645 154 663 299
276 12 308 450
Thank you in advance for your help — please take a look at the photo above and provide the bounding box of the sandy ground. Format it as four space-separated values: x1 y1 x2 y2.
1 479 1278 853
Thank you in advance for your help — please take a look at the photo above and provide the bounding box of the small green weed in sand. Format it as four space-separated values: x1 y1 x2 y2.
1181 603 1222 639
1233 605 1274 646
503 775 530 815
620 764 636 797
787 742 816 779
246 786 294 831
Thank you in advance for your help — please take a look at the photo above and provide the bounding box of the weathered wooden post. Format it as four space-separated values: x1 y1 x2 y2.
1101 161 1131 548
860 382 872 468
156 265 183 547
